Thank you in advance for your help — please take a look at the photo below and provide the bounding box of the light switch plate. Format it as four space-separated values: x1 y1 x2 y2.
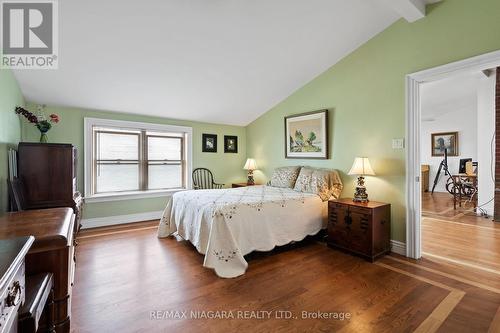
392 138 404 149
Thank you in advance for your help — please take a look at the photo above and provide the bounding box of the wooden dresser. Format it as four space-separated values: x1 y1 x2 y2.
421 164 430 192
327 198 391 262
17 142 83 235
0 236 34 333
0 208 75 333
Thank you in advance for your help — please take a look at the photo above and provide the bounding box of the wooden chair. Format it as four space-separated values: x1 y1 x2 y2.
192 168 224 190
452 161 478 210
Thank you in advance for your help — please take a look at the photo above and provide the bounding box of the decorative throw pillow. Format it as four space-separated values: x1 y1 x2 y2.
294 167 343 201
269 166 301 188
293 167 314 193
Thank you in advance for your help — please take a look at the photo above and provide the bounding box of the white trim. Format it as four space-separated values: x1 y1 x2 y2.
81 210 163 229
406 49 500 259
390 240 407 256
405 74 421 259
83 189 180 203
84 117 193 200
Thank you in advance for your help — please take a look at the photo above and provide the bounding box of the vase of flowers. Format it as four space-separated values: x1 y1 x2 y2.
15 105 60 143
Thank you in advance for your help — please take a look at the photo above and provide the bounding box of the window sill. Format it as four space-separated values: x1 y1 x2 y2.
84 188 187 203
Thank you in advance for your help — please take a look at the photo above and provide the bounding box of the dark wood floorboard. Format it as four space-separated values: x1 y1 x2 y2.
71 221 500 333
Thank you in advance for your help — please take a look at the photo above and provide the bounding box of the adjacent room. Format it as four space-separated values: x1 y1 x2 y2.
419 70 499 273
1 1 500 332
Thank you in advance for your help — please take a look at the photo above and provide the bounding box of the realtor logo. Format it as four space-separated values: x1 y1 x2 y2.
1 0 58 69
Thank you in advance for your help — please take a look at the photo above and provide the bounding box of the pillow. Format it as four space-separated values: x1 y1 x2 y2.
269 166 301 188
293 167 343 201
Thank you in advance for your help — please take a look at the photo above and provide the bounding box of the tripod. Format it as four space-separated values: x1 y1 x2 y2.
431 149 451 194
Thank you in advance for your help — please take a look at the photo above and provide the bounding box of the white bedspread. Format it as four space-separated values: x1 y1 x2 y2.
157 185 327 278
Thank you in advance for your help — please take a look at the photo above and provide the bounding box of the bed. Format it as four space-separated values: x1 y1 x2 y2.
157 167 342 278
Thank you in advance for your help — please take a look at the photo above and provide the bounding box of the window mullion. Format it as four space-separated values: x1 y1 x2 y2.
140 130 148 191
181 136 186 188
93 128 98 195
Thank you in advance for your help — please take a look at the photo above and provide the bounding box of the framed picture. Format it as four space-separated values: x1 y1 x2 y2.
202 134 217 153
431 132 458 156
224 135 238 153
285 109 328 159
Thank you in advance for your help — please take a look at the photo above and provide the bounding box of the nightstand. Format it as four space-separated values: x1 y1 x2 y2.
232 183 258 188
327 198 391 262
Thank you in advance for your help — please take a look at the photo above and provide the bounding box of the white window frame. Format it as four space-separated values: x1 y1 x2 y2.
84 117 192 203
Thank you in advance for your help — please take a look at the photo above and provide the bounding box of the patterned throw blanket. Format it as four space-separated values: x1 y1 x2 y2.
158 185 327 278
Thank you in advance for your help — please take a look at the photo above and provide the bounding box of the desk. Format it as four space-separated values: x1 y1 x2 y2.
451 174 478 210
0 236 34 333
0 208 75 333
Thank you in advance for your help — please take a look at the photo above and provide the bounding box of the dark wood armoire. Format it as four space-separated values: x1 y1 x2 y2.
17 142 83 234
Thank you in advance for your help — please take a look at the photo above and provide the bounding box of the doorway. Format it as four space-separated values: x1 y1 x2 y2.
418 70 499 273
405 50 500 261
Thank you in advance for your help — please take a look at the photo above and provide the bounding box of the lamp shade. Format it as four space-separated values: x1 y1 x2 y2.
348 157 375 176
243 158 257 170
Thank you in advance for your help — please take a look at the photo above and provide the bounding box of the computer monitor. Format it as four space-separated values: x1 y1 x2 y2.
459 158 472 173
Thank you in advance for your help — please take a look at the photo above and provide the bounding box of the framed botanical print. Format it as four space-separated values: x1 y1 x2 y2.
285 109 328 159
224 135 238 153
431 132 458 156
202 134 217 153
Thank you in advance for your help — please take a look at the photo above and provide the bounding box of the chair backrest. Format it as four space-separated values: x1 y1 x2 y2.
192 168 215 189
7 178 27 211
465 161 476 176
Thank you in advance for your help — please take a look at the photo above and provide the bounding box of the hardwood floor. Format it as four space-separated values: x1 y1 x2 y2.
422 192 500 275
72 221 500 332
422 192 493 227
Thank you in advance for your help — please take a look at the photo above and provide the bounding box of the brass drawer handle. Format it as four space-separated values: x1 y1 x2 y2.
6 281 22 307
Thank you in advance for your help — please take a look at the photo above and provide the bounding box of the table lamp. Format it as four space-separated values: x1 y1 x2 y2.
243 158 257 185
348 157 375 202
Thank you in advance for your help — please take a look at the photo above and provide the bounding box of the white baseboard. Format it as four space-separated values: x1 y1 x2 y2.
390 240 406 256
81 210 163 229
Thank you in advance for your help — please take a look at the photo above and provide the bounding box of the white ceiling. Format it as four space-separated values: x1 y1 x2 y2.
421 71 484 121
13 0 409 126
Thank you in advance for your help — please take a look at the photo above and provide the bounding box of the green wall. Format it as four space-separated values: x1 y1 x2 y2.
21 103 247 219
8 0 500 236
246 0 500 242
0 69 24 213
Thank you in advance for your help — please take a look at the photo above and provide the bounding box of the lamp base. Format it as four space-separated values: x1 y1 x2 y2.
247 170 255 185
353 176 369 203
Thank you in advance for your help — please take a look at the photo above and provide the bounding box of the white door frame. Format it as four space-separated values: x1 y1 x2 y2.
405 50 500 259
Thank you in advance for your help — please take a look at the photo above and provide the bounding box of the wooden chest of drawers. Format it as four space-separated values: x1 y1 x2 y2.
327 198 391 262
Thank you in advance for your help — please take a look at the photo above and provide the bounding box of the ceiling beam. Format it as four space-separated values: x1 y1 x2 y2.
380 0 427 23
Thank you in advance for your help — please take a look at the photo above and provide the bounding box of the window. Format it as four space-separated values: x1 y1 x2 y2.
84 118 192 202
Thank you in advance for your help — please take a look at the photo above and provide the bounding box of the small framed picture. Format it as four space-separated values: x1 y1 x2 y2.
202 134 217 153
431 132 458 156
224 135 238 153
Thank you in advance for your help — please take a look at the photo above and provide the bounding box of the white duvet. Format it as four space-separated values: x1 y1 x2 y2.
157 185 327 278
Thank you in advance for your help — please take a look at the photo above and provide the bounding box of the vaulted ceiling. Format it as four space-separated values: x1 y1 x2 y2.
421 71 484 121
12 0 435 126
